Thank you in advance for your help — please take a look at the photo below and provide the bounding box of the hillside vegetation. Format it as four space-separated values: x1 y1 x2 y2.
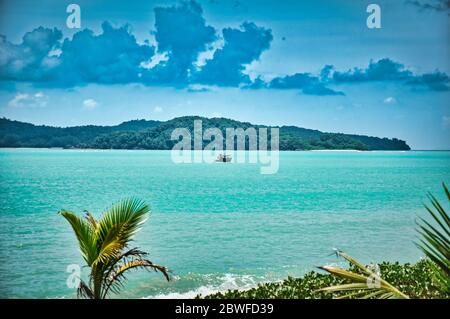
0 116 410 150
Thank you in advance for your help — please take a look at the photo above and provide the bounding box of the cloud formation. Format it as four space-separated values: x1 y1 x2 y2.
56 22 154 87
268 73 344 96
196 22 273 86
252 58 449 94
0 1 448 96
0 27 62 81
83 99 98 109
330 58 449 91
153 106 163 113
333 59 412 82
384 97 397 104
150 0 217 84
406 0 450 12
8 92 48 107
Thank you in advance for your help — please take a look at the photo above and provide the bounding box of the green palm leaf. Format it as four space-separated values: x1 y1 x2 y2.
97 198 149 244
77 279 94 299
59 210 97 265
415 183 450 293
103 259 169 298
93 224 126 266
317 250 409 299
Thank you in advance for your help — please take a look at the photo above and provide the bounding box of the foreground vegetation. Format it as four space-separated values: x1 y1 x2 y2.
200 260 447 299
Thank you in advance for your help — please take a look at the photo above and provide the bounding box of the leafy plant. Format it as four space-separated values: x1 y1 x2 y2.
318 250 409 299
416 183 450 294
201 260 443 299
60 198 169 299
318 183 450 299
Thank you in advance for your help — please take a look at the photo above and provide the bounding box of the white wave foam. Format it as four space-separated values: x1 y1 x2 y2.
148 273 261 299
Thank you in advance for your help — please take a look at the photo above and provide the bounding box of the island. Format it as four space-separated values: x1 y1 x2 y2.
0 116 410 151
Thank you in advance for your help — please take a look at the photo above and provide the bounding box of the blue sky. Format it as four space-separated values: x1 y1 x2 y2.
0 0 449 149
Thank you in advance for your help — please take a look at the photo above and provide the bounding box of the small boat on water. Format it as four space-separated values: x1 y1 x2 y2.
216 154 232 162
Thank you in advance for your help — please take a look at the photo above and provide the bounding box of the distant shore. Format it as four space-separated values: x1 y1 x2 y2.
0 116 411 151
0 147 416 152
309 149 363 152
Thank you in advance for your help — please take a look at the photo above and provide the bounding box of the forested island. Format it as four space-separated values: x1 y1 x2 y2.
0 116 410 151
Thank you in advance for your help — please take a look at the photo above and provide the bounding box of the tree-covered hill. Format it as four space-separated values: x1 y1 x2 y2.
0 116 410 150
0 118 160 148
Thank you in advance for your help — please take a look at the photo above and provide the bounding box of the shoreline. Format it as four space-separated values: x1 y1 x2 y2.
0 147 426 152
197 258 441 299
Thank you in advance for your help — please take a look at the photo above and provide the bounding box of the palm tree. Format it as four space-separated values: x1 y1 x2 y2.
319 183 450 298
416 183 450 294
60 198 169 299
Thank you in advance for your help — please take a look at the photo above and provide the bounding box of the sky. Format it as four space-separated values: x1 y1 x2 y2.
0 0 449 149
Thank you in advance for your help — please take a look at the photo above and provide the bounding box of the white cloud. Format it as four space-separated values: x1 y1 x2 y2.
8 92 47 107
140 52 169 69
8 93 29 107
153 106 163 113
383 97 397 104
83 98 99 109
187 84 215 92
48 48 62 57
194 38 224 69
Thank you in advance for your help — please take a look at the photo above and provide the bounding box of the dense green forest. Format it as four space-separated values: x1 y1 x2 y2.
0 116 410 150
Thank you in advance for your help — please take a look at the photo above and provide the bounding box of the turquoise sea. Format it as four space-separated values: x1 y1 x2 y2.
0 149 449 298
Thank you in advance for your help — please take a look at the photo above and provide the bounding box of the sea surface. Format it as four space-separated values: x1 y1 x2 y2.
0 149 449 298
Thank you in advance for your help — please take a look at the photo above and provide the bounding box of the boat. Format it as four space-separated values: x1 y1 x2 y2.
216 154 232 162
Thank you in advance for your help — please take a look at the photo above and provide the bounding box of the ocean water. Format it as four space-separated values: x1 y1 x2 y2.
0 149 449 298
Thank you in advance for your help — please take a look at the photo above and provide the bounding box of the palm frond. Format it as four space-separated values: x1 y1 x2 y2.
118 247 149 259
318 251 409 299
93 224 126 266
335 289 383 299
333 250 376 276
77 279 95 299
102 258 170 298
415 183 450 292
445 183 450 201
84 211 99 232
319 282 374 292
97 198 149 245
59 210 97 265
101 247 149 287
319 265 368 283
